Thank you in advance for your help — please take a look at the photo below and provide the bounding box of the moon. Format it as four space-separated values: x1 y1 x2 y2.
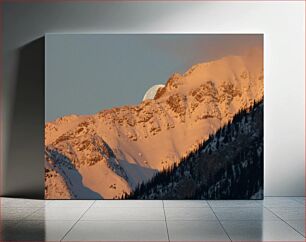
143 84 165 101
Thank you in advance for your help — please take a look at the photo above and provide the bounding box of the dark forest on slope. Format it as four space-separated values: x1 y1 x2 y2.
127 99 263 200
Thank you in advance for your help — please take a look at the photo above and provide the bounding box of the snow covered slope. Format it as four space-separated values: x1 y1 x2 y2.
129 100 264 199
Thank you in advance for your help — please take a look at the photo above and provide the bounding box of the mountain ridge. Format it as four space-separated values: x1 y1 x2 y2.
128 99 263 199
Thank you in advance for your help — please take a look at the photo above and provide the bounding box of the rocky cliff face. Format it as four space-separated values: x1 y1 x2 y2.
45 48 263 199
129 100 264 199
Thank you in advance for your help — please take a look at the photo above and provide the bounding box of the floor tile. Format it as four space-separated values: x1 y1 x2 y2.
1 220 75 241
81 207 165 221
165 207 217 221
0 207 40 220
0 196 305 242
263 197 304 207
268 207 305 220
93 200 163 208
0 198 45 208
163 200 209 208
286 220 305 236
45 200 94 208
208 200 263 208
222 220 305 241
25 207 88 220
213 207 279 221
292 197 305 205
63 220 168 241
167 220 230 241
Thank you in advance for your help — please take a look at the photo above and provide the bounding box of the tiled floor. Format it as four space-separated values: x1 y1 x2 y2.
0 197 305 241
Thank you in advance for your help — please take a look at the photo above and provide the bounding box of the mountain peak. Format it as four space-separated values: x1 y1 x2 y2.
45 50 263 199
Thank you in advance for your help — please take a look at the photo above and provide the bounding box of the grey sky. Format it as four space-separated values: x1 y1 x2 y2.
45 34 262 121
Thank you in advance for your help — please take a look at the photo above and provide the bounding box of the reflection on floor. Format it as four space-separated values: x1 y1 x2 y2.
0 197 305 241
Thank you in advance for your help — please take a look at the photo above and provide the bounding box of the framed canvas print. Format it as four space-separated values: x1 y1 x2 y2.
45 34 263 200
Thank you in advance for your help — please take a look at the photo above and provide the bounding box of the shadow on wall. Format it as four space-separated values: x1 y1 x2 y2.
4 37 45 199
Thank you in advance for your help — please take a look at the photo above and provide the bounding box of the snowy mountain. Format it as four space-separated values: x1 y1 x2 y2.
129 100 263 199
45 48 263 199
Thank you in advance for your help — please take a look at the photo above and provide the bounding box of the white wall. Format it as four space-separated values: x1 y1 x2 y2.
2 1 305 197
